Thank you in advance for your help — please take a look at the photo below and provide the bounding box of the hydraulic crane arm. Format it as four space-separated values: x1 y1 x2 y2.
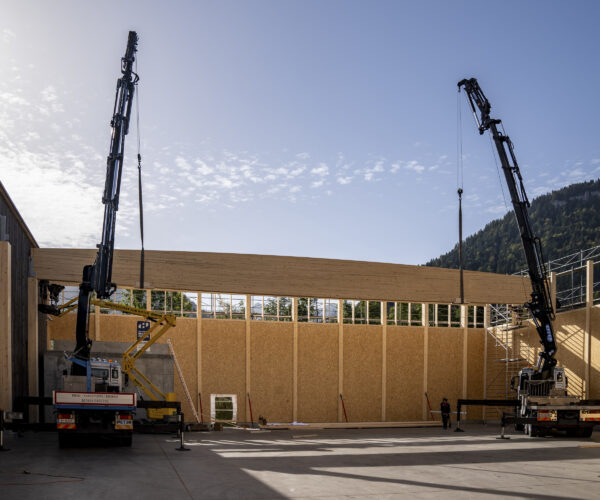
457 78 557 378
71 32 138 372
93 30 139 298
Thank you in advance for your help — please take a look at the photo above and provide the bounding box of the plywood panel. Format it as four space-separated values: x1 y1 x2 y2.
48 312 77 341
28 277 39 421
201 319 247 422
297 323 338 422
32 248 531 305
343 325 382 422
590 306 600 399
466 329 485 420
100 315 145 344
167 318 197 420
428 328 463 419
554 309 586 398
386 326 424 421
250 321 294 423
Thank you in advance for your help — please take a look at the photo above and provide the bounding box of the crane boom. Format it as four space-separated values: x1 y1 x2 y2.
457 77 557 378
72 32 138 372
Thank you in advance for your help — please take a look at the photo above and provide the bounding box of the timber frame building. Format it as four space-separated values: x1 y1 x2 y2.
1 182 599 424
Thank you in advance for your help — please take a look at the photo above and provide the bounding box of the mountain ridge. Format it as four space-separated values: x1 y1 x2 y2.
425 179 600 274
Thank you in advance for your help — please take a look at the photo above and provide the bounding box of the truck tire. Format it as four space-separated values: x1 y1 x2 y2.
578 427 593 438
515 423 524 432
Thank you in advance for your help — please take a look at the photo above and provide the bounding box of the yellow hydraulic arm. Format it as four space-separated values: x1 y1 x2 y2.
49 296 176 402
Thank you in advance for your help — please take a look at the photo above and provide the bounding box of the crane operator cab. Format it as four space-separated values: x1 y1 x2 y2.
511 366 568 400
90 358 123 392
61 357 124 393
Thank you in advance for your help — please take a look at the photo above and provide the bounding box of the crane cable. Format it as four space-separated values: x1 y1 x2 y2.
135 58 145 290
457 91 464 193
457 90 464 303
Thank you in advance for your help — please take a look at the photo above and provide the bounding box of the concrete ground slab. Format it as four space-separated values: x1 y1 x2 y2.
1 424 599 499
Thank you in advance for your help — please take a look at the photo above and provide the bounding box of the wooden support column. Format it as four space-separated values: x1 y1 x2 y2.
197 291 203 421
245 294 251 422
422 302 429 420
28 277 39 422
292 297 298 422
338 299 344 422
483 305 490 421
584 261 593 398
549 271 557 314
0 242 12 412
381 301 387 422
461 305 468 399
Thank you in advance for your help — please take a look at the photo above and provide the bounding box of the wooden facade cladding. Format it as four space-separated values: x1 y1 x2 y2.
32 248 531 305
0 181 38 411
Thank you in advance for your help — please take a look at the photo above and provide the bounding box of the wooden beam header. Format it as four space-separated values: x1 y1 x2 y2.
32 248 531 305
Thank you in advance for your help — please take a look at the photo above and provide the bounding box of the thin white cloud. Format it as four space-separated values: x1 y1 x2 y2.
2 29 16 43
310 164 329 176
288 166 305 177
404 160 426 174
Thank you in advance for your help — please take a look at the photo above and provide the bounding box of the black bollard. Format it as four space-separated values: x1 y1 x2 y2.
176 410 190 451
0 410 10 452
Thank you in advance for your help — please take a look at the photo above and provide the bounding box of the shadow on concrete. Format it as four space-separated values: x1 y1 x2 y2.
180 428 600 499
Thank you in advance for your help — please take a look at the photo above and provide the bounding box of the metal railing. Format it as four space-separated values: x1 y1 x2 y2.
514 245 600 311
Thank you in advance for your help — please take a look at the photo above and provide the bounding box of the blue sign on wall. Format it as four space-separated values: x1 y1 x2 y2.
137 321 150 341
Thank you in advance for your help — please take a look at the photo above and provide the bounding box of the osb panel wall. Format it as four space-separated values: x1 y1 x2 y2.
516 323 539 367
297 323 338 422
47 313 97 342
201 319 247 422
554 309 586 397
99 315 146 344
343 325 382 422
250 321 294 423
168 318 197 419
47 313 77 341
591 306 600 399
386 326 424 421
428 328 463 414
466 329 484 420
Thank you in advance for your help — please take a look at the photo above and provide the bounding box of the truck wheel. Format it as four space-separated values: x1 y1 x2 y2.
578 427 593 438
515 423 524 432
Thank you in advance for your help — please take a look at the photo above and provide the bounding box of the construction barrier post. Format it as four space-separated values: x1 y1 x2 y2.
176 410 190 451
496 413 510 440
0 410 9 451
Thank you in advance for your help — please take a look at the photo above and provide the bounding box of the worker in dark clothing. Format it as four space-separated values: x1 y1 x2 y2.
441 398 451 429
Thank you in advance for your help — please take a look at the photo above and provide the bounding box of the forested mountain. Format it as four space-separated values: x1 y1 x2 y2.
426 179 600 274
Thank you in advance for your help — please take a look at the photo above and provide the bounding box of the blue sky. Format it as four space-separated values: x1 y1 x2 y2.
1 1 599 265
